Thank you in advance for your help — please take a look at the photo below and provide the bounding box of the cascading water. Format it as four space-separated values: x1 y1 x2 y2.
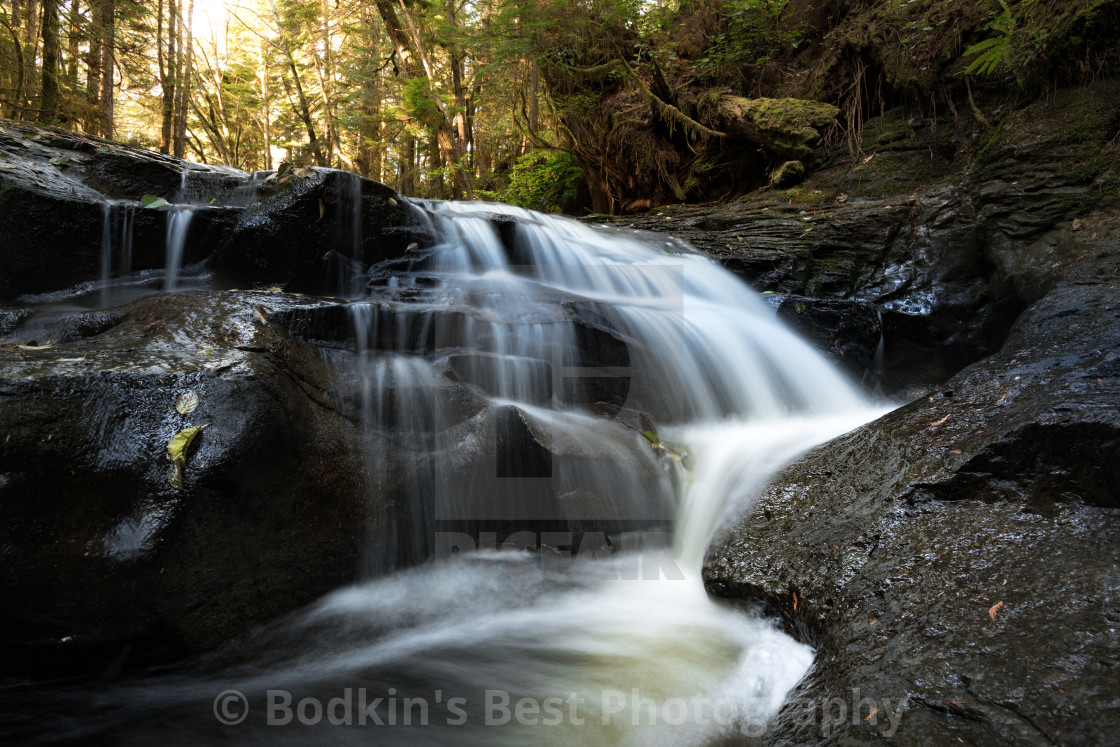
10 199 887 745
164 205 195 292
329 172 367 297
98 200 135 307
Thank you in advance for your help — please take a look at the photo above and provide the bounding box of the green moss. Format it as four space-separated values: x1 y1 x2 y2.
717 97 840 159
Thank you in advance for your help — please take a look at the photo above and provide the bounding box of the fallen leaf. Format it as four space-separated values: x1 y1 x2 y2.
864 709 880 721
17 342 54 350
140 194 169 209
174 390 200 415
166 424 210 490
949 701 964 709
948 449 962 455
49 156 72 167
997 393 1007 404
317 198 325 222
989 600 1004 620
929 414 949 428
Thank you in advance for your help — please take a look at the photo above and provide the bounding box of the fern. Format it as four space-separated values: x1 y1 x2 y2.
962 0 1016 77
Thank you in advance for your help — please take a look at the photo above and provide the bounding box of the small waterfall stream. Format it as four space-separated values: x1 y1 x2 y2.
97 200 135 307
13 200 887 745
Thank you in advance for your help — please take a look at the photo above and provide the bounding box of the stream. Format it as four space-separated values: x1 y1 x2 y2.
3 194 887 745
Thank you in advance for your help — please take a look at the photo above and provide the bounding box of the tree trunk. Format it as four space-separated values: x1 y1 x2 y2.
528 60 539 134
266 0 323 165
84 0 101 133
357 6 381 181
427 132 443 198
39 0 60 124
65 0 79 82
371 0 473 197
98 0 114 139
172 0 192 157
257 34 271 170
399 136 416 195
158 0 176 153
3 2 27 119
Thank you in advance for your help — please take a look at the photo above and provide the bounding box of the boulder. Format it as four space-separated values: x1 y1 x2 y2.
713 96 839 160
704 282 1120 743
0 120 240 301
0 291 373 676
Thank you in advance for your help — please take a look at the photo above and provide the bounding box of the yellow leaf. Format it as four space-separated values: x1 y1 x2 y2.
167 423 209 464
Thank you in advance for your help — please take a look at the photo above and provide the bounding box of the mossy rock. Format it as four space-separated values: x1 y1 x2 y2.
714 96 839 160
770 160 806 187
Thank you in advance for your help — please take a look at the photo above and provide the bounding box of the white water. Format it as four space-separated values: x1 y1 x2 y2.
15 200 886 744
98 200 135 306
164 206 195 292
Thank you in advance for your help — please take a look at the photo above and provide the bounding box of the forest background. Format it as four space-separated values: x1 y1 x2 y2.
1 0 1117 214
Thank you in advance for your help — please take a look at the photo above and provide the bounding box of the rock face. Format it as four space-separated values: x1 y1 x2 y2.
0 120 235 300
696 83 1120 744
0 291 373 675
588 83 1120 396
0 120 428 301
704 282 1120 744
207 169 432 292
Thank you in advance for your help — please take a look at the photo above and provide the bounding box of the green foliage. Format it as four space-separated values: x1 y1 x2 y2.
963 0 1033 77
399 78 443 128
699 0 802 81
479 150 584 213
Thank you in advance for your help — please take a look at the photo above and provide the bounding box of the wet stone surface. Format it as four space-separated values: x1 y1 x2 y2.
704 283 1120 744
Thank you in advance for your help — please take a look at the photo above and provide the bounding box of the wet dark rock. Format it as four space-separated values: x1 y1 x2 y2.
704 282 1120 744
770 295 881 384
0 309 31 338
0 291 374 677
3 310 126 344
0 120 238 301
0 120 428 302
208 169 431 293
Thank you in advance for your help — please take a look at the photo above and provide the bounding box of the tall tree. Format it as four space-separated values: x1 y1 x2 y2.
172 0 192 157
96 0 114 138
371 0 474 196
157 0 177 152
266 0 323 165
40 0 61 123
84 0 101 133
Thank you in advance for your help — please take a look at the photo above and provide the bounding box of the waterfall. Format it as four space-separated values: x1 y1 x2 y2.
98 200 135 306
329 171 366 296
18 200 887 744
164 205 195 292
